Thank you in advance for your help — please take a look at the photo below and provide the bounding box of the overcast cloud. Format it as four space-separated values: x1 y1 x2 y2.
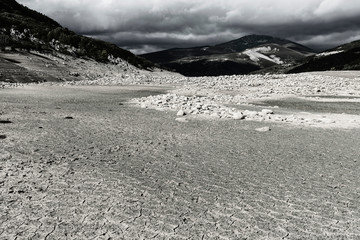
18 0 360 54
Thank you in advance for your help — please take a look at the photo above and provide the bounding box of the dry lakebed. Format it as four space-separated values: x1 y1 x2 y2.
1 71 360 239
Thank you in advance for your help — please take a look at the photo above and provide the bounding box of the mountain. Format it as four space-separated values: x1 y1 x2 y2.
288 40 360 73
0 0 154 69
140 35 315 76
207 35 313 55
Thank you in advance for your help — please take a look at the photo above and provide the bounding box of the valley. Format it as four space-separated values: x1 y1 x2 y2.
1 55 360 238
1 0 360 239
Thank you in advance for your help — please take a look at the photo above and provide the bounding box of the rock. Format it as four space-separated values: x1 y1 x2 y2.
243 110 258 119
232 112 245 120
0 150 12 161
0 135 6 139
64 116 74 119
177 110 186 116
261 109 274 115
175 117 188 123
0 120 13 124
191 109 200 115
321 118 336 124
210 113 220 118
274 116 284 122
70 72 80 77
203 110 210 115
255 126 271 132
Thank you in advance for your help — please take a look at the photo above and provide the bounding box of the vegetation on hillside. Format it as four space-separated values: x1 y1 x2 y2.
0 0 154 69
141 35 315 76
288 40 360 73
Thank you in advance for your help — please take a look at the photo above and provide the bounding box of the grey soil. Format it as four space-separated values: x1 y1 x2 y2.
1 86 360 239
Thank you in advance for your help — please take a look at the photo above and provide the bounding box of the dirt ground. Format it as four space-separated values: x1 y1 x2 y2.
1 84 360 239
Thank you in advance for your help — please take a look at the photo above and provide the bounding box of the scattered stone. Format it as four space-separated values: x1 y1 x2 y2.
134 94 283 123
321 118 336 124
0 120 13 124
261 109 274 115
274 116 285 122
255 126 271 132
177 109 186 116
232 112 245 120
0 150 12 161
126 72 360 127
243 110 258 119
0 135 6 139
70 72 80 77
210 112 220 118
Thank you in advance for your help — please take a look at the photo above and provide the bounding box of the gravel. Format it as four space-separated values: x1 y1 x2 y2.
132 93 276 121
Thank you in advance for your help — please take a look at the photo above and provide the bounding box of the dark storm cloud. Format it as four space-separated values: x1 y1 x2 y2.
17 0 360 54
95 31 242 54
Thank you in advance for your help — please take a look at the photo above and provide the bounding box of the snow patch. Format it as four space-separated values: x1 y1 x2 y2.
316 50 344 57
243 47 283 64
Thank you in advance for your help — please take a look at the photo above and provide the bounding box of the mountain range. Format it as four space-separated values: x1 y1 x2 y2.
289 40 360 73
140 35 315 76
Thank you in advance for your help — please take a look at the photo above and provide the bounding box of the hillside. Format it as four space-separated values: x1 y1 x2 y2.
141 35 315 76
0 0 154 69
288 40 360 73
208 34 313 54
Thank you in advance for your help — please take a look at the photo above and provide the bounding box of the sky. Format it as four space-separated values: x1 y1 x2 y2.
18 0 360 54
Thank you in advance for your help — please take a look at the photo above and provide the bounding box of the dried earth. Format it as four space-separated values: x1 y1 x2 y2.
1 69 360 239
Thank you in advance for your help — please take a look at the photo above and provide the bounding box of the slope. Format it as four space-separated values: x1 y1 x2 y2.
289 40 360 73
141 35 315 76
0 0 154 69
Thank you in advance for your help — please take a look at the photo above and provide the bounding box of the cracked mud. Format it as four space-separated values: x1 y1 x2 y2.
1 84 360 239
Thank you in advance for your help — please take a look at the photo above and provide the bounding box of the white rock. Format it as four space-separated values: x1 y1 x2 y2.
191 109 199 115
210 113 220 118
232 112 245 120
321 118 336 124
177 109 186 116
175 117 188 123
255 126 271 132
261 109 274 115
243 110 258 119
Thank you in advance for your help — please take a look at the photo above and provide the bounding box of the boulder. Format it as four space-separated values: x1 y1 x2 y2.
177 109 186 116
232 112 245 120
261 109 274 115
